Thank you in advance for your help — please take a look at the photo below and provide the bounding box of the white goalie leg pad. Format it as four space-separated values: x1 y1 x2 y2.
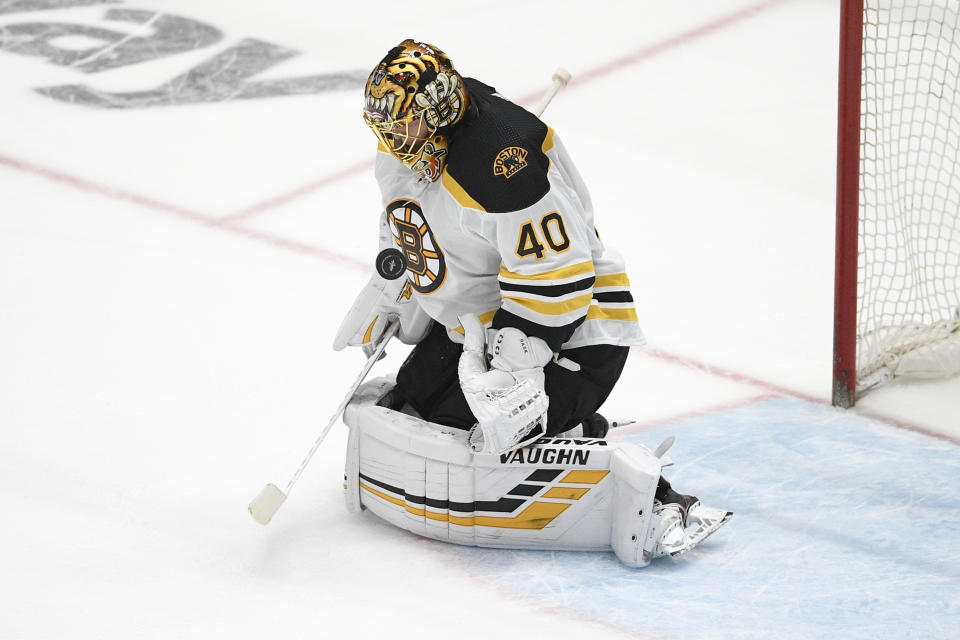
342 377 668 566
344 414 364 515
343 376 396 515
609 444 663 567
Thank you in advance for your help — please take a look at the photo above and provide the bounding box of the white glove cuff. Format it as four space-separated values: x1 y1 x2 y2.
487 327 553 373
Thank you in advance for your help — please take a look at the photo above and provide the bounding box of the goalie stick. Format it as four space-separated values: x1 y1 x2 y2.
248 67 573 526
532 67 571 117
248 320 399 525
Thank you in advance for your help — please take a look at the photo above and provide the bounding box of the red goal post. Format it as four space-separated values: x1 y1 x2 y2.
833 0 960 408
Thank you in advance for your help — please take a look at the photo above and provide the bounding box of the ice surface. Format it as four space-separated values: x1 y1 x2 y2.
1 0 958 638
460 398 960 639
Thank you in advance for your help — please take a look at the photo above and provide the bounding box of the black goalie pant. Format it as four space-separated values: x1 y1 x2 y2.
393 323 630 436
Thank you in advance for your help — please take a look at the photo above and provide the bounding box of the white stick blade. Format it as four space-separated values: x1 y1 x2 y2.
248 483 287 525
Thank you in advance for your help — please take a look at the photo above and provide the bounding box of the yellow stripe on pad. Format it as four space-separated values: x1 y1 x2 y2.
560 470 610 484
499 260 594 282
361 482 405 507
455 502 570 529
359 483 570 530
542 487 590 500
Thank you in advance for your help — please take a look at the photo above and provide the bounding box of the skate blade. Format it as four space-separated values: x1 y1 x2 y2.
668 511 733 558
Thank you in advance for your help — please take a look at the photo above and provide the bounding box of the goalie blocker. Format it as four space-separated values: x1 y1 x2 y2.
344 377 681 567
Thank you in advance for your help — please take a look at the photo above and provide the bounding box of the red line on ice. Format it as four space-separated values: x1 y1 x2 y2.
219 158 374 224
223 0 790 223
5 0 956 444
611 392 779 436
0 0 785 262
642 346 960 447
643 346 822 404
516 0 789 104
0 153 206 222
0 153 368 270
0 0 783 243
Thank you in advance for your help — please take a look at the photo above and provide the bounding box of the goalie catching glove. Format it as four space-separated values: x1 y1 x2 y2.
333 272 433 356
457 314 553 455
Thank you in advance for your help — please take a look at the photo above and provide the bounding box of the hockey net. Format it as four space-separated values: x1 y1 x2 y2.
834 0 960 406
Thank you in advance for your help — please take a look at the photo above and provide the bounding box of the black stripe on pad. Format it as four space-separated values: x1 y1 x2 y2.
506 483 543 497
359 472 525 514
525 469 563 482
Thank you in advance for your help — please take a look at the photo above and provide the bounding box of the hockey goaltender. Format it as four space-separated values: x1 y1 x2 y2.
333 39 731 566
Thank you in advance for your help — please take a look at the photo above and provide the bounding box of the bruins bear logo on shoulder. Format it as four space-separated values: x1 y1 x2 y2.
493 146 528 179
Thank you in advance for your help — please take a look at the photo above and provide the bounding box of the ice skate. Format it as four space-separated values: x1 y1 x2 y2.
682 502 734 552
652 481 732 558
652 498 733 558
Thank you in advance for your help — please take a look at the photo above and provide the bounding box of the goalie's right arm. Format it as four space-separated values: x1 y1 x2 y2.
332 272 433 354
333 213 433 354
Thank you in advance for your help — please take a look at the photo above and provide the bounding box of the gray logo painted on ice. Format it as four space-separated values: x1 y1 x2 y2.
0 0 366 108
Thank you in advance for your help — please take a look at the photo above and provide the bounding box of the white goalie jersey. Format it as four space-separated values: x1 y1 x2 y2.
373 78 645 353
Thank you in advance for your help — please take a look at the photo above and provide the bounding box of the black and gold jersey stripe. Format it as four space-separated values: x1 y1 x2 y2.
495 260 597 350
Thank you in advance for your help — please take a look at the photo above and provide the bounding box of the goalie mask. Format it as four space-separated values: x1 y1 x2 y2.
363 39 469 181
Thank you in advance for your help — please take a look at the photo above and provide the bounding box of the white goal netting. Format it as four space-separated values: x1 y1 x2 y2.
857 0 960 391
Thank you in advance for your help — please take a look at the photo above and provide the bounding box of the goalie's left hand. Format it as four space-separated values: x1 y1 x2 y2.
457 314 553 455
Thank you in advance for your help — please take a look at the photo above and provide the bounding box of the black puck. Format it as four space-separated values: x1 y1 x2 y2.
375 248 407 280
